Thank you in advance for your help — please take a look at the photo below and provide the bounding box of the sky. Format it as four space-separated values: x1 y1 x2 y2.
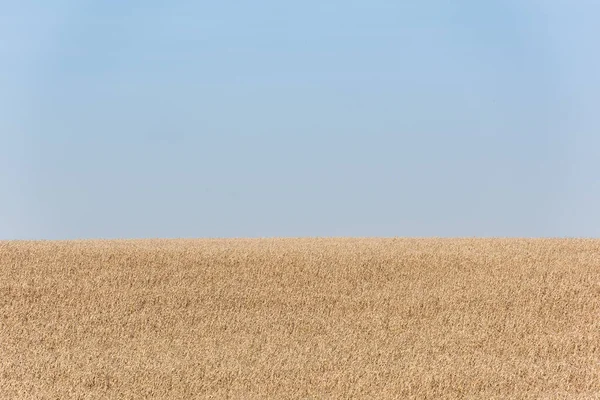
2 0 599 239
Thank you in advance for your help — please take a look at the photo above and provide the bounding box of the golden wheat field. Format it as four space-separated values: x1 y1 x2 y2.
1 238 600 399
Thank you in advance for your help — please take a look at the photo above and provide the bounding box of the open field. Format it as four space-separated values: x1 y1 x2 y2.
1 238 600 399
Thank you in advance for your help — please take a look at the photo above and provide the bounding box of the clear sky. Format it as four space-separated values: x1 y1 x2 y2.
2 1 599 239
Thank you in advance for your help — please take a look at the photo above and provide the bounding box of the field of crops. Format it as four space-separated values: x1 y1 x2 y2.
1 238 599 398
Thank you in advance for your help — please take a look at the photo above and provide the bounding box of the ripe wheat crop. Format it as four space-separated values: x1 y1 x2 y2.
1 238 600 399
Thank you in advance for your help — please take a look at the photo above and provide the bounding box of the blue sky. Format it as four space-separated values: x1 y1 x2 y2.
2 1 599 239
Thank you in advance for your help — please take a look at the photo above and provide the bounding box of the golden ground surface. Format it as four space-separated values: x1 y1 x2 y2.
1 238 600 399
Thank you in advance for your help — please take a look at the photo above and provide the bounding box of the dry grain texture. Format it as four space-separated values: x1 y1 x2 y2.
1 238 600 399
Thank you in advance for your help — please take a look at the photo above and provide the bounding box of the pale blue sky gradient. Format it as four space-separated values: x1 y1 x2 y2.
2 1 599 239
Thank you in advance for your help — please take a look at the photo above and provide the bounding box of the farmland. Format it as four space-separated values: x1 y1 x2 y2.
1 238 600 398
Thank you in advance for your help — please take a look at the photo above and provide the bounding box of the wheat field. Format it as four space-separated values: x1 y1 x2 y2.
1 238 600 399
